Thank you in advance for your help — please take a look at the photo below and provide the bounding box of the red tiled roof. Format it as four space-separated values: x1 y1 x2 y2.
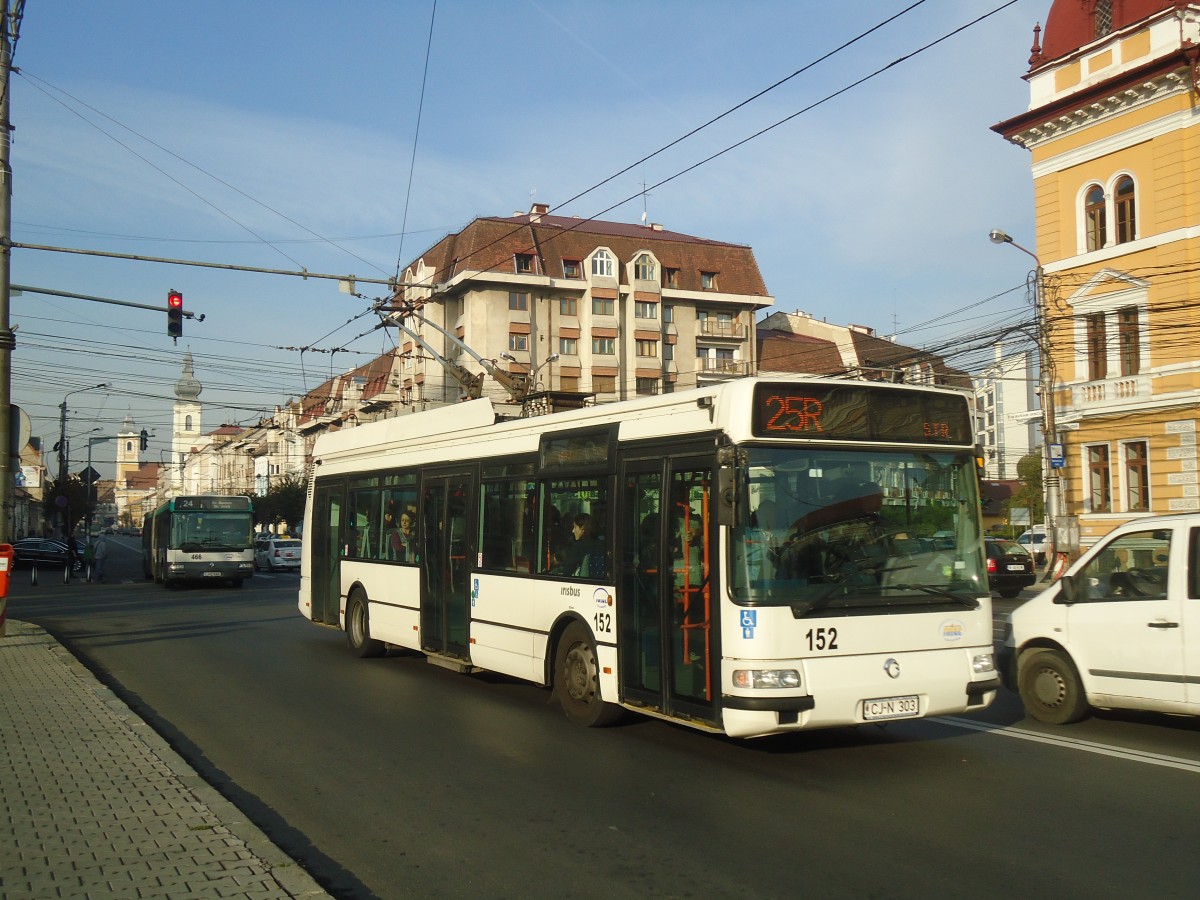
403 211 769 298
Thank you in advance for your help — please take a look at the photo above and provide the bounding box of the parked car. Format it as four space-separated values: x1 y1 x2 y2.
11 537 84 570
1017 525 1048 565
1001 513 1195 725
984 537 1036 598
254 535 302 572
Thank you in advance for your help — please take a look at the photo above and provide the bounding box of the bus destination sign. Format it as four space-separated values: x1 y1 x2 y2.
751 383 971 445
174 495 253 512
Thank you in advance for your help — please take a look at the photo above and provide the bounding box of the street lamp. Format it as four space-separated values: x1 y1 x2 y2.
84 435 112 537
990 229 1060 575
57 382 110 537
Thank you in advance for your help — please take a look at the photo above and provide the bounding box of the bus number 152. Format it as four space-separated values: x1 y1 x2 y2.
806 627 838 651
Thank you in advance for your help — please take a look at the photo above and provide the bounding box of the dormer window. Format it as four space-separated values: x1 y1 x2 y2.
634 253 656 281
515 253 535 274
1094 0 1112 38
563 259 581 279
592 249 614 277
701 271 718 290
664 267 680 288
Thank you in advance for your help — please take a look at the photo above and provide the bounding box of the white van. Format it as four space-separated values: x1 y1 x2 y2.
1001 513 1199 724
1017 524 1048 564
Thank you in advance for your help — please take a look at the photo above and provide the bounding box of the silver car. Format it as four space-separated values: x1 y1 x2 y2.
254 536 302 572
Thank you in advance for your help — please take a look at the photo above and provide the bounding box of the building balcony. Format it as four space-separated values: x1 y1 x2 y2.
1065 373 1150 417
696 320 747 341
698 358 751 377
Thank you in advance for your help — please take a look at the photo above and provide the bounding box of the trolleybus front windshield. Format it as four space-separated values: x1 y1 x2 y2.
730 447 985 612
170 511 254 553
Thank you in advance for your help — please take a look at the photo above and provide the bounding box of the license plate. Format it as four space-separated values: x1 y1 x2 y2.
1006 564 1027 572
862 695 919 721
202 571 224 577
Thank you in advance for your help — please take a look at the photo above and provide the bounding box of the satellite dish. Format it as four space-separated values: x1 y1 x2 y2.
10 404 31 457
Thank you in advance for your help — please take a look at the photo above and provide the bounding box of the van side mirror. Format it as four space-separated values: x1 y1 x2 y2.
1058 573 1079 605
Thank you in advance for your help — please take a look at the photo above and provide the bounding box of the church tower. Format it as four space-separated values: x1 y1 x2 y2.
172 352 203 490
115 413 141 488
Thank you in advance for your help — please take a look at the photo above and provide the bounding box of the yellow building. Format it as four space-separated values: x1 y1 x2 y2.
994 0 1200 551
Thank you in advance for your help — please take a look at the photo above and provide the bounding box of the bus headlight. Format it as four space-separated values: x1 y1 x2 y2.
733 669 801 689
972 653 996 674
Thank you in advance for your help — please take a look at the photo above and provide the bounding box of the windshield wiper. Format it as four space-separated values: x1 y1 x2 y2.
885 584 979 609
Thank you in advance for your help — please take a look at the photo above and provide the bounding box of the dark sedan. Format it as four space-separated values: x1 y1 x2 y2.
985 537 1036 598
11 537 85 570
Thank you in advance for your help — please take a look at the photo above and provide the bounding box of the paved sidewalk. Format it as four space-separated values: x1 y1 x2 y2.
0 620 330 899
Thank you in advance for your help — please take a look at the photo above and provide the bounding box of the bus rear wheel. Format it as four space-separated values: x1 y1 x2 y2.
553 622 622 727
346 593 385 658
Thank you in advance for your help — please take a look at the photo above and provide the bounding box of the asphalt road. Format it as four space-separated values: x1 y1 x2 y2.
6 537 1200 899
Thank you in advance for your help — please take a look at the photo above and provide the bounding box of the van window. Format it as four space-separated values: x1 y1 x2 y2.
1078 529 1171 601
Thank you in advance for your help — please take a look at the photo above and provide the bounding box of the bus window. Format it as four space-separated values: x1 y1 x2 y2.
542 477 608 578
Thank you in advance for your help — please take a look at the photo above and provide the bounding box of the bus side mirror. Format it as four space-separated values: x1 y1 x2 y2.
717 468 736 528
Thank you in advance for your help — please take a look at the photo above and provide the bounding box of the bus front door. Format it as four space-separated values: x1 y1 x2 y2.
311 481 342 626
420 472 473 660
619 459 718 725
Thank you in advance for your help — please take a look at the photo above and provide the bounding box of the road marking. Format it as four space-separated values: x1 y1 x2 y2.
937 716 1200 774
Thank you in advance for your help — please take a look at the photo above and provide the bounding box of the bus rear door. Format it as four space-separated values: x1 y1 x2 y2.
420 469 475 660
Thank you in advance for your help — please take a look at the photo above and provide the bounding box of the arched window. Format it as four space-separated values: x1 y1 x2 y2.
634 253 656 281
591 249 613 278
125 440 133 453
185 414 193 430
1085 184 1106 251
1115 175 1136 244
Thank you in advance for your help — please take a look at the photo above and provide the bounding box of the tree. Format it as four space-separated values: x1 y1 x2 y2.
255 473 307 532
1004 452 1044 524
41 474 93 536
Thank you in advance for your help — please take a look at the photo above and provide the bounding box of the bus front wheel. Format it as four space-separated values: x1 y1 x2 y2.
346 593 385 658
553 622 622 727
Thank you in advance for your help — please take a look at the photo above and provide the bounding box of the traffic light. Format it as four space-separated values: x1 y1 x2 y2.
167 290 183 338
139 429 149 451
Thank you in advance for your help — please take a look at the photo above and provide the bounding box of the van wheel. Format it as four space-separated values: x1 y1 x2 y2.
553 622 623 727
1019 649 1089 725
346 592 385 658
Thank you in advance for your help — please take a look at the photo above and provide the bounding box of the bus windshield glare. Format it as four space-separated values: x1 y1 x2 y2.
169 511 255 554
730 447 985 612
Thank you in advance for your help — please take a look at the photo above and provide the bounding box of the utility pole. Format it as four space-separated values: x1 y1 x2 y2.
990 229 1060 577
0 2 22 544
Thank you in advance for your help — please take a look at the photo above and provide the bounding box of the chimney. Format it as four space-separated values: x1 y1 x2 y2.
530 202 550 222
650 222 663 231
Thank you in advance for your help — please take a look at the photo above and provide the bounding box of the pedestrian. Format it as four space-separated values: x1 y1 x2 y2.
93 533 109 582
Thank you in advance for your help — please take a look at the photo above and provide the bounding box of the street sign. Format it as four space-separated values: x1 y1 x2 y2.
1049 443 1065 469
79 466 101 485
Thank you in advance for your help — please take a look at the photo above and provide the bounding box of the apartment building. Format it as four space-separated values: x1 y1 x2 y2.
391 203 774 406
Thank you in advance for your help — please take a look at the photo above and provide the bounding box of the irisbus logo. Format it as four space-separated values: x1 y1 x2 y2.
941 620 965 642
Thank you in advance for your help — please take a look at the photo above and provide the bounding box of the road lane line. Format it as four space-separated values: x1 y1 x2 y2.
936 716 1200 774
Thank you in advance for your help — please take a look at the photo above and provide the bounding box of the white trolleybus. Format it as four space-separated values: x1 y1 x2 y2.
142 494 256 588
298 377 998 738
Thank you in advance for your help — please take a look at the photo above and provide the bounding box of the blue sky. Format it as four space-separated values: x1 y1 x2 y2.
8 0 1045 478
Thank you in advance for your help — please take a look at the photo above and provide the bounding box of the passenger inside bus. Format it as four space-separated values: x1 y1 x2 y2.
553 512 604 577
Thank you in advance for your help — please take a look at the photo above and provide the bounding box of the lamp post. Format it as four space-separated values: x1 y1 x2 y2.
990 229 1059 576
85 435 112 537
57 382 109 537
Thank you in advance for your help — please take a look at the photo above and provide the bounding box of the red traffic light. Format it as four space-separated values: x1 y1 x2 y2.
167 289 184 338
